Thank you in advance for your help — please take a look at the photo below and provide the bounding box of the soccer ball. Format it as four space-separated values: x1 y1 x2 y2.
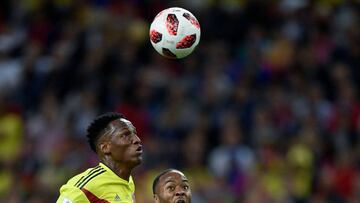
149 7 201 59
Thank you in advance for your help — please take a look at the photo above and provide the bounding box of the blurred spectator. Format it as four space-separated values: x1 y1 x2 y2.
209 111 255 199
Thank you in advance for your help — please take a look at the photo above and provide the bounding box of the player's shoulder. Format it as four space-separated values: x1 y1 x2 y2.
57 184 89 203
59 163 110 196
83 163 135 193
64 166 95 184
57 165 104 203
59 164 105 191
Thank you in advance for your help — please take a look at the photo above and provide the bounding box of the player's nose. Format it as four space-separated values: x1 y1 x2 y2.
132 133 141 144
175 188 186 196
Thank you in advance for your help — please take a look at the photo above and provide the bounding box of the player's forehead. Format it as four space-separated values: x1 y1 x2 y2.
110 118 135 129
160 170 188 184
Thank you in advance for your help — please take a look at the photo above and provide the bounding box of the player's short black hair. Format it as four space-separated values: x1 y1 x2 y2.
152 168 177 195
86 112 124 152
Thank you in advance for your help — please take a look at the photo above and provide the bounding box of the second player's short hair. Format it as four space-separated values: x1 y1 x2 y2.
152 168 177 194
86 112 124 152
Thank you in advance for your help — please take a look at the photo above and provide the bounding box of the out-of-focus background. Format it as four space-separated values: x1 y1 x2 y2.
0 0 359 202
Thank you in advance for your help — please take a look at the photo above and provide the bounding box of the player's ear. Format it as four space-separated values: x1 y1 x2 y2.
154 194 160 203
99 141 111 154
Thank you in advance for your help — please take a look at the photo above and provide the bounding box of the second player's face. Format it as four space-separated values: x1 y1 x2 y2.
155 171 192 203
108 118 143 166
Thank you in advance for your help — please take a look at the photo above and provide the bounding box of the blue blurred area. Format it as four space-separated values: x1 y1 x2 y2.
0 0 360 202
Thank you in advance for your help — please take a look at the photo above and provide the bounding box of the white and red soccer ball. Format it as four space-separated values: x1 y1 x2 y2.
149 7 201 59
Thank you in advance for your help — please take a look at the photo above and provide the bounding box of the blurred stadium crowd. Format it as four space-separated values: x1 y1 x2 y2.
0 0 360 202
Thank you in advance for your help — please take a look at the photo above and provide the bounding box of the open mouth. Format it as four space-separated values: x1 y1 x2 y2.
136 145 143 154
175 197 187 203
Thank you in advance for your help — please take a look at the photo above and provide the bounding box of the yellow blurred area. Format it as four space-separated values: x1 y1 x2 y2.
0 113 23 162
0 170 12 196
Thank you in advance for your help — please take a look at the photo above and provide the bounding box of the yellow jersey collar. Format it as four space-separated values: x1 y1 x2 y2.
99 162 134 185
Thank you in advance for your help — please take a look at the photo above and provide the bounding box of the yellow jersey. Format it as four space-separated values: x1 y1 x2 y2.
56 163 136 203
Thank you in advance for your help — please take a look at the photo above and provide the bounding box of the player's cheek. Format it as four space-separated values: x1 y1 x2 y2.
167 191 175 199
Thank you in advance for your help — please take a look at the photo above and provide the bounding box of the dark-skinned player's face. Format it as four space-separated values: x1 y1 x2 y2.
101 118 143 166
155 171 191 203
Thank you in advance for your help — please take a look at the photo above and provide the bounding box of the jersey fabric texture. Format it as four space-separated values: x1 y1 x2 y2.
56 163 136 203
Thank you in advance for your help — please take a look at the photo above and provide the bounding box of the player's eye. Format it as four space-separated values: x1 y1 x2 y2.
167 186 175 191
183 185 189 190
121 131 131 137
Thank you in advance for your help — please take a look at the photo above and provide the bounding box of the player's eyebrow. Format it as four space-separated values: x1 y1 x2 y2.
165 180 176 184
118 125 137 133
164 178 189 184
182 179 189 183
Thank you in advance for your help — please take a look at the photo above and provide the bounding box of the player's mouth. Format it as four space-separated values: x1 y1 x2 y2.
175 197 187 203
135 145 143 154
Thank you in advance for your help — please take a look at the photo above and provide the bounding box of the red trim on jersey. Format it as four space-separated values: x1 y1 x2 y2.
81 188 110 203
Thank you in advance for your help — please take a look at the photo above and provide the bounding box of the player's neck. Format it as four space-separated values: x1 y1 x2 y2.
101 159 132 181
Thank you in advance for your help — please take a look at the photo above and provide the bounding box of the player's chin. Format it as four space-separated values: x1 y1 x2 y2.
132 154 143 164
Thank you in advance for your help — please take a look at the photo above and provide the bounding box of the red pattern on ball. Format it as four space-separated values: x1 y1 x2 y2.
176 34 196 49
166 14 179 35
150 30 162 43
183 13 200 29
